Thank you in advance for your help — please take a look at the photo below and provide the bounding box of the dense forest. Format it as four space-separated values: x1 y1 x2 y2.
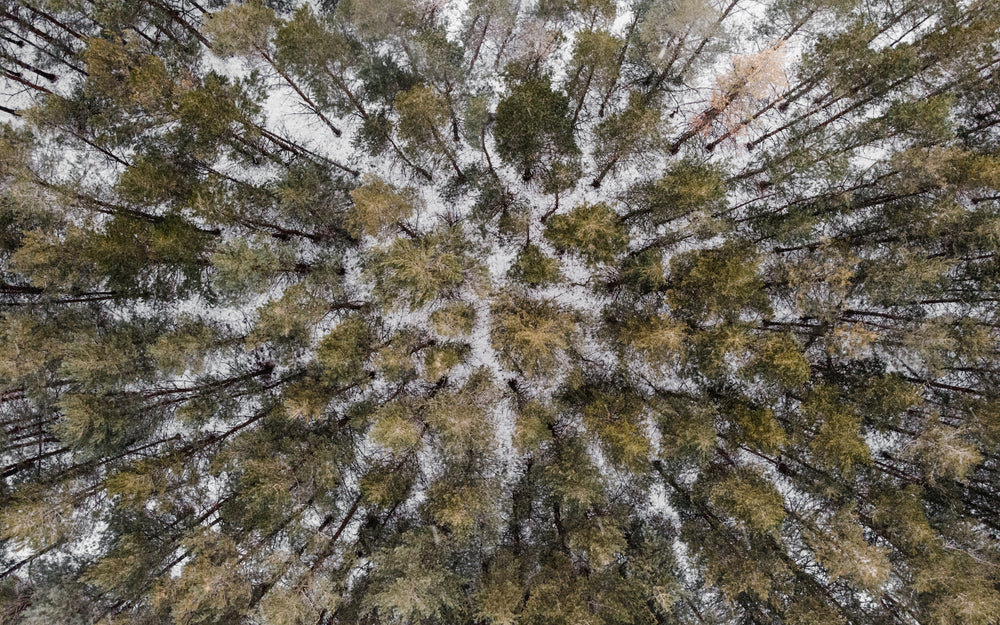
2 0 1000 623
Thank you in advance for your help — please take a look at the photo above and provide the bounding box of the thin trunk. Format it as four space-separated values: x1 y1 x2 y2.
142 364 275 401
387 133 433 181
468 14 490 73
2 52 57 81
640 35 686 107
240 217 323 243
34 176 221 236
571 65 594 127
1 67 52 93
321 66 429 180
0 543 59 580
0 23 87 75
20 2 87 42
492 1 522 71
667 114 713 154
324 66 369 119
705 76 823 151
443 81 461 143
0 31 22 46
145 0 213 48
673 0 741 80
428 123 464 179
51 122 131 167
481 125 500 181
590 138 629 188
1 446 70 478
251 123 359 176
0 9 78 57
260 49 342 137
597 13 639 118
2 293 117 306
541 193 559 222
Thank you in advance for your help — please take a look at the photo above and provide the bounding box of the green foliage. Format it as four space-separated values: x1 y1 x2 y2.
494 77 580 182
339 0 422 39
805 506 890 592
509 243 562 286
631 159 727 224
513 399 557 452
802 386 871 477
116 151 189 205
592 92 664 183
370 227 486 310
370 402 423 453
0 488 76 552
422 342 469 380
543 202 626 265
621 314 686 367
475 555 523 625
151 531 252 624
491 294 579 377
655 398 717 468
174 71 260 159
4 2 1000 624
358 53 418 105
728 402 787 454
347 175 418 237
360 461 416 507
667 242 770 323
201 1 277 57
81 37 173 115
316 316 373 386
424 369 498 452
210 235 289 299
708 469 786 534
365 530 467 621
430 301 477 336
56 392 153 453
394 83 461 173
744 332 811 388
248 283 330 350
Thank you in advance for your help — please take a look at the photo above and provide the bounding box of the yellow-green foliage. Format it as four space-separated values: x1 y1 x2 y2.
201 0 277 57
430 301 477 336
371 229 486 310
4 2 1000 623
369 402 423 453
347 176 418 237
806 506 890 592
668 241 770 323
544 202 627 265
802 386 871 477
490 294 578 377
745 332 811 388
708 470 786 534
316 316 373 386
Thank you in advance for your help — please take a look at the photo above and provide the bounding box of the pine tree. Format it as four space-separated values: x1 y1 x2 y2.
2 1 1000 623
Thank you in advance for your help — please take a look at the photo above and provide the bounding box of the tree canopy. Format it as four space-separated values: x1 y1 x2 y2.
2 0 1000 623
